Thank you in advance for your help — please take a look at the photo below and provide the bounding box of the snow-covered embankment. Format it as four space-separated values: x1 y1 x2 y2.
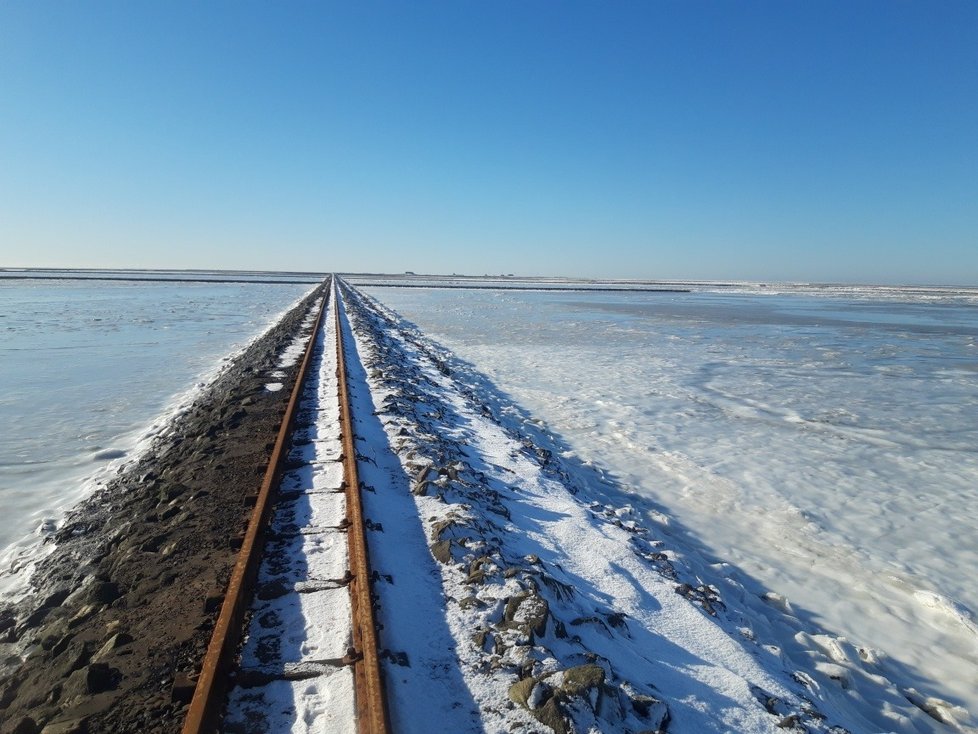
340 282 969 734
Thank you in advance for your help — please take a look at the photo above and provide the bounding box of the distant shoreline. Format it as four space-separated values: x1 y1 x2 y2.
3 269 974 291
0 274 319 285
355 282 692 293
0 273 689 292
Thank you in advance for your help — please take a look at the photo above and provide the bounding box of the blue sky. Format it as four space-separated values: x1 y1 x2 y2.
0 2 975 283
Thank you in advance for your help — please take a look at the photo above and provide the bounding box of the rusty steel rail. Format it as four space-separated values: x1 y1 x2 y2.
335 280 392 734
182 284 330 734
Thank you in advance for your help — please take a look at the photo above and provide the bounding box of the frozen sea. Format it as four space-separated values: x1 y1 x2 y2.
0 272 316 597
360 281 978 723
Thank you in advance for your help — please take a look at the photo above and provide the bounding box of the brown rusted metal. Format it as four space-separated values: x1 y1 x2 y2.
334 279 392 734
181 283 330 734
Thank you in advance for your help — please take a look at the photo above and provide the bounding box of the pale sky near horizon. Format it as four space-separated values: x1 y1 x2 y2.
1 2 975 284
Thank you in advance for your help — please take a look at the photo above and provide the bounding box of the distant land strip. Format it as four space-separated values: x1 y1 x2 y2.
0 274 319 285
354 283 692 293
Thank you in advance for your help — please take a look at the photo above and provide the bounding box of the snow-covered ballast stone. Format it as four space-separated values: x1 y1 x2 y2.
341 282 966 734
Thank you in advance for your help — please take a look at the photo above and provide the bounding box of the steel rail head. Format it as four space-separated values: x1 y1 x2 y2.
333 278 392 734
181 280 331 734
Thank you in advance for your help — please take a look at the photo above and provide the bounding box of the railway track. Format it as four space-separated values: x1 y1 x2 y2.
182 278 390 734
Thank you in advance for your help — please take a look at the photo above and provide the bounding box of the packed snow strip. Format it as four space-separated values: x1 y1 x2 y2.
339 282 971 734
225 292 355 734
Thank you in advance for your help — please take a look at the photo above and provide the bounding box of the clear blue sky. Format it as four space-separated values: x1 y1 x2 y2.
1 2 975 283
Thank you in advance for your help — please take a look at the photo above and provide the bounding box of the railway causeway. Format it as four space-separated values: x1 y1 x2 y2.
184 280 389 733
1 275 951 734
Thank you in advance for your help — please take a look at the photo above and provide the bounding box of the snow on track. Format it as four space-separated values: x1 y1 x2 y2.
224 293 356 734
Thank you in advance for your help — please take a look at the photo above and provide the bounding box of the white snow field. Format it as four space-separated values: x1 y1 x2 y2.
338 282 971 734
